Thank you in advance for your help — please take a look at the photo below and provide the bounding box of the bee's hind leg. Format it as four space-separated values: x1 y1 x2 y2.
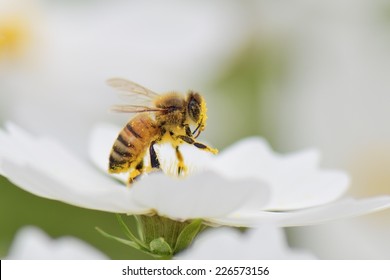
149 141 162 171
175 146 187 175
128 160 144 186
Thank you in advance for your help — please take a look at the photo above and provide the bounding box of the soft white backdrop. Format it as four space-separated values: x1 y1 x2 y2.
1 0 390 259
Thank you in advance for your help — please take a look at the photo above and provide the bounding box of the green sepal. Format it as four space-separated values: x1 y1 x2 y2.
149 237 173 256
99 214 208 258
174 219 203 253
95 227 142 251
96 227 163 258
115 214 148 250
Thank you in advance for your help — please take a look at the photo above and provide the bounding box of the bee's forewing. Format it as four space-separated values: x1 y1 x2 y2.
110 104 166 113
107 78 160 99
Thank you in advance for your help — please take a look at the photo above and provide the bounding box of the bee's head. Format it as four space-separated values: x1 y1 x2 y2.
187 91 207 137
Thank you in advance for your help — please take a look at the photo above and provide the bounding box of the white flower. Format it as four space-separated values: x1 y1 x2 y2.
1 122 390 227
0 122 269 224
176 226 316 260
6 226 107 260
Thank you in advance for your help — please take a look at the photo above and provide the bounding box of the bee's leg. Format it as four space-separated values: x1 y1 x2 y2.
175 146 187 175
178 135 218 154
128 160 144 186
149 141 161 170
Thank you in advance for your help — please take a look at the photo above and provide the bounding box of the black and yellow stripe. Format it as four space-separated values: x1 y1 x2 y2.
126 123 142 139
108 114 160 174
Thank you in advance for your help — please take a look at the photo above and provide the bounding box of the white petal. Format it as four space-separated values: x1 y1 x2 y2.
89 123 128 183
211 196 390 227
6 226 107 260
262 170 350 210
211 137 280 178
176 226 316 260
272 196 390 227
209 137 350 210
0 123 146 213
132 170 271 222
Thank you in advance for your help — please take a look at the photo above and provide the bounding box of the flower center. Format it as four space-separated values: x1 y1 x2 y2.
154 143 210 178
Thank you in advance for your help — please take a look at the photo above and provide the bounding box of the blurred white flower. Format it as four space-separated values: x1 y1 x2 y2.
0 0 249 155
1 122 389 228
256 0 390 258
176 226 316 260
6 226 107 260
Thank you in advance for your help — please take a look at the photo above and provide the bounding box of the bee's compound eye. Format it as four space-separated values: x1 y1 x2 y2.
188 93 201 122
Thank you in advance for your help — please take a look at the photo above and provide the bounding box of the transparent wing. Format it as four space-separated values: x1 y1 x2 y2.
110 104 167 113
107 78 160 100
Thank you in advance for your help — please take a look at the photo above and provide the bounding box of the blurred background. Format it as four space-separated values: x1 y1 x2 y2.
1 0 390 259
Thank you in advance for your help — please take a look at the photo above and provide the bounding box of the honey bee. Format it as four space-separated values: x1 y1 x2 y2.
107 78 218 185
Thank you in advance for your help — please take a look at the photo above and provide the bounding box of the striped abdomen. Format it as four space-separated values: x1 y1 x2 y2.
109 113 160 173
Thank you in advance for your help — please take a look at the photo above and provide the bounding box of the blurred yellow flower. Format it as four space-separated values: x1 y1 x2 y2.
0 16 29 60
